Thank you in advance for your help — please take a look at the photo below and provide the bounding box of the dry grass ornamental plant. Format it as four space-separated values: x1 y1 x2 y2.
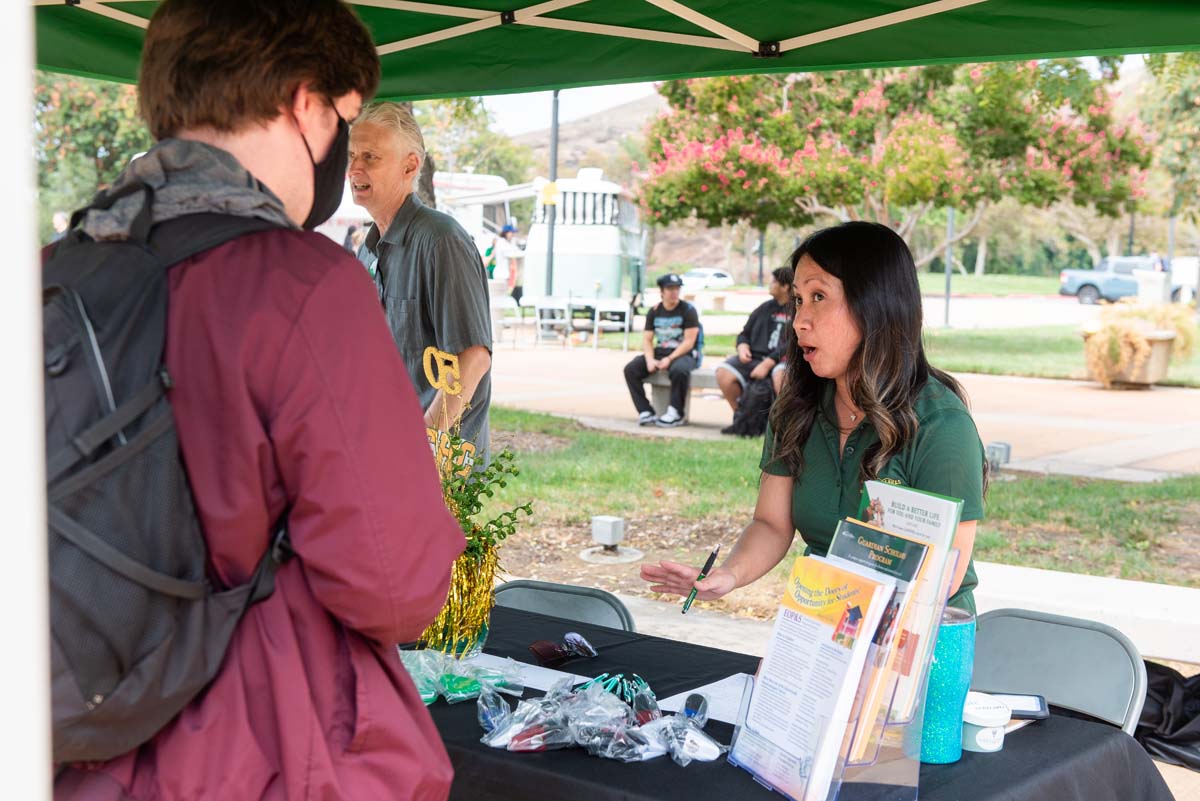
1082 301 1198 388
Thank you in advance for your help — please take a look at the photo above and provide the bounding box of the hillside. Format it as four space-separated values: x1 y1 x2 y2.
515 92 664 175
514 92 744 276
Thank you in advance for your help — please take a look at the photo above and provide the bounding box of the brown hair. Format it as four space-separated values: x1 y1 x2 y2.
139 0 380 139
769 222 985 488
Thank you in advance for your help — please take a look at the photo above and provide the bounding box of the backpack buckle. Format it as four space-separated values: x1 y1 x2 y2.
271 527 295 564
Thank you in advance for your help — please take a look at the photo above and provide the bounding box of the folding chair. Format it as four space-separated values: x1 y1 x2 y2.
532 298 569 346
494 579 636 632
974 608 1147 734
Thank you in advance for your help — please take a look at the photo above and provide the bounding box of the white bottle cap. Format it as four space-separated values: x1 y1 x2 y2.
963 691 1011 728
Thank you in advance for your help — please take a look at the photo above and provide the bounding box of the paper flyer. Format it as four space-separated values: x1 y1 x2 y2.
857 481 963 722
827 518 930 762
732 555 894 801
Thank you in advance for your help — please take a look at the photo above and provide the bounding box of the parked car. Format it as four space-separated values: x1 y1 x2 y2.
1170 256 1198 303
1059 256 1195 304
681 268 735 290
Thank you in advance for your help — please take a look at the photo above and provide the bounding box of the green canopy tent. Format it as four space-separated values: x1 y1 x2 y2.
32 0 1200 100
9 2 1200 796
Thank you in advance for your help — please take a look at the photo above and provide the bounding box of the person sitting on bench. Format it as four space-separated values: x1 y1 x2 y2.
716 266 793 431
623 273 700 427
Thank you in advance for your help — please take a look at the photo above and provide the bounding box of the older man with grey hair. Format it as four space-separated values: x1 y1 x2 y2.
350 101 492 469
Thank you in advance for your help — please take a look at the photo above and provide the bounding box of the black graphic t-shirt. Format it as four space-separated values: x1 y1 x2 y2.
645 301 700 357
737 299 792 362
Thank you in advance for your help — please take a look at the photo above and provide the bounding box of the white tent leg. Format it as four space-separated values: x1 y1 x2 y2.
4 5 51 799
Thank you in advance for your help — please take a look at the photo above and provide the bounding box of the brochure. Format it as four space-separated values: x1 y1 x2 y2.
731 555 895 801
826 518 929 763
857 481 963 722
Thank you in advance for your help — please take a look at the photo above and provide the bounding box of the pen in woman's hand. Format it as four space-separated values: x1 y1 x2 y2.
682 543 721 615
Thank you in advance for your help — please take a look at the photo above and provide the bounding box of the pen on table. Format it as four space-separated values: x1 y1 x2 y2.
682 543 721 615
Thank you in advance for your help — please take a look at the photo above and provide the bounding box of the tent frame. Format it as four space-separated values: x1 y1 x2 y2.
33 0 991 60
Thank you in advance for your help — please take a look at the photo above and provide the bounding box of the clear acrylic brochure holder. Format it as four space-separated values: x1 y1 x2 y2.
728 550 961 801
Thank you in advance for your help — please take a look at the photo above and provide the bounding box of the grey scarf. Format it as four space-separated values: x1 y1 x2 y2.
81 138 295 241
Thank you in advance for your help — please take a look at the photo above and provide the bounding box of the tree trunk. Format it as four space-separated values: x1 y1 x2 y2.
1105 230 1121 260
974 237 988 277
398 100 438 209
744 223 755 281
912 203 988 269
721 221 735 270
417 152 437 209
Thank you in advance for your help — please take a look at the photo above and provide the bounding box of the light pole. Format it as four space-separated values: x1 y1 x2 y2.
544 89 559 297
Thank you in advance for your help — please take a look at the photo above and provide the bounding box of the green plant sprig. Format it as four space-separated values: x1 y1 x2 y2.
441 435 533 560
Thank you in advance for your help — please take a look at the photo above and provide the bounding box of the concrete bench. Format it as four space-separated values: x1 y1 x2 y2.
645 366 719 420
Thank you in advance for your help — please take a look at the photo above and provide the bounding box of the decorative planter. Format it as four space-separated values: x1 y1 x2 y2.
1082 328 1175 387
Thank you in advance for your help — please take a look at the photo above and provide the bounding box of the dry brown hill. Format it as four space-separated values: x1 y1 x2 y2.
515 92 742 274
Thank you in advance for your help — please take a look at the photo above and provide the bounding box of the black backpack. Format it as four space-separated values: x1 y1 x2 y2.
723 377 775 438
44 183 291 763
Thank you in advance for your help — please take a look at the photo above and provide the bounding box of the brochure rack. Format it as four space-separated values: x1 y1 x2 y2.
729 550 961 801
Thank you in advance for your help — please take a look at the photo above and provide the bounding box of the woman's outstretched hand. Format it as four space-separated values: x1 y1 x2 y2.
640 560 737 601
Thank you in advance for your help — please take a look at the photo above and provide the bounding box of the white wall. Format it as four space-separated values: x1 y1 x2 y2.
3 5 51 798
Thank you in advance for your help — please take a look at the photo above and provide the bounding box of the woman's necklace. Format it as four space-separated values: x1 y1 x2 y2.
835 393 861 430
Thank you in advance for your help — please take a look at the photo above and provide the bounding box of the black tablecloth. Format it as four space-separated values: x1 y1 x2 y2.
429 606 1175 801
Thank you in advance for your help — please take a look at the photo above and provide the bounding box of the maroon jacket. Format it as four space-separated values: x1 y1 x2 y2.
56 229 465 800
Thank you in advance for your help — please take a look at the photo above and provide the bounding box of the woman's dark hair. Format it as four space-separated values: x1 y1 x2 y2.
772 265 794 286
768 221 978 482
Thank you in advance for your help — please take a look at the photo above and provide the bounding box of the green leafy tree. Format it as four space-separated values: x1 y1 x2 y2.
640 61 1150 268
35 71 155 243
414 97 534 186
1144 54 1200 219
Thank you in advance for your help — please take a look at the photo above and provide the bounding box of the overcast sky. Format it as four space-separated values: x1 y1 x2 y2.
478 55 1144 137
482 82 657 136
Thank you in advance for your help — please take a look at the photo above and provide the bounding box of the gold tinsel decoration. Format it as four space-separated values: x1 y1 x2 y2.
418 544 498 656
416 346 496 656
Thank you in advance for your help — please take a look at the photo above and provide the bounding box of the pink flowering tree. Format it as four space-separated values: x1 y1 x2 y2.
639 61 1150 267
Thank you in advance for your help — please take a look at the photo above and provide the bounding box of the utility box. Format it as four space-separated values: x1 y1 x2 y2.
985 442 1012 472
591 515 625 547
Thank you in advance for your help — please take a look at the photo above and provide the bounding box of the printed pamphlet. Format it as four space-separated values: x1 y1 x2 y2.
731 555 895 801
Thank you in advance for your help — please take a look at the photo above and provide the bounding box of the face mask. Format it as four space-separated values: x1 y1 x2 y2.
299 109 349 231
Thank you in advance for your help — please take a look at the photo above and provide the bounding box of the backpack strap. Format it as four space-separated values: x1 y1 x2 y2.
148 212 287 267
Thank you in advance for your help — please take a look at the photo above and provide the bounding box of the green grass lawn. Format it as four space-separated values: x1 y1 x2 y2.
487 407 1200 589
917 273 1061 297
596 324 1200 386
924 324 1200 387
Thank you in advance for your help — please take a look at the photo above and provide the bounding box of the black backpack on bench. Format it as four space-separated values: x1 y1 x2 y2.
44 183 292 763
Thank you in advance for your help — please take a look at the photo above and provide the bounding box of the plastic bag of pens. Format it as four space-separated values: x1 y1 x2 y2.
398 649 525 705
476 674 727 766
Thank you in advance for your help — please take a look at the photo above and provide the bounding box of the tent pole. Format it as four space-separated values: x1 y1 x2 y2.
5 4 51 799
545 89 559 297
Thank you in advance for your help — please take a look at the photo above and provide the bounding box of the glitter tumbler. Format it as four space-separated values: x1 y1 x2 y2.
919 607 976 764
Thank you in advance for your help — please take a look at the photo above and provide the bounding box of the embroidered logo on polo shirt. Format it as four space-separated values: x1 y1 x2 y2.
880 478 902 485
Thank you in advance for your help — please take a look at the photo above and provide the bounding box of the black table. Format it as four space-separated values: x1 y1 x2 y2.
429 607 1175 801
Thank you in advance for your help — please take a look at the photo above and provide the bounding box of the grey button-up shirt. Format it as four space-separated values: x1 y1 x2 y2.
358 194 492 468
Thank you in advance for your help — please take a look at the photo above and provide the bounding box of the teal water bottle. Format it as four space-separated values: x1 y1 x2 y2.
919 607 976 764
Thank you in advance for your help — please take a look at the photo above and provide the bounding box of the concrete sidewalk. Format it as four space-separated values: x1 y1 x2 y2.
490 341 1200 481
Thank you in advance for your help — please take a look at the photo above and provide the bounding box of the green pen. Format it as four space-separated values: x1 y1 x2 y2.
682 543 721 615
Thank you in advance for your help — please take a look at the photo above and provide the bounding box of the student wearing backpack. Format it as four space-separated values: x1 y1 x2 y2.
716 266 793 436
47 2 464 800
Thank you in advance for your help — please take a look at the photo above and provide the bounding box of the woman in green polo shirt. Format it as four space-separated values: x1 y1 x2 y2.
642 221 986 612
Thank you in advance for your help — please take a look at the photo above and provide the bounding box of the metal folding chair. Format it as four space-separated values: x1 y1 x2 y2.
494 579 636 632
974 608 1147 734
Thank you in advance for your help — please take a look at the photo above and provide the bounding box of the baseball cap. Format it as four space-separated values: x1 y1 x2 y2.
656 273 684 288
